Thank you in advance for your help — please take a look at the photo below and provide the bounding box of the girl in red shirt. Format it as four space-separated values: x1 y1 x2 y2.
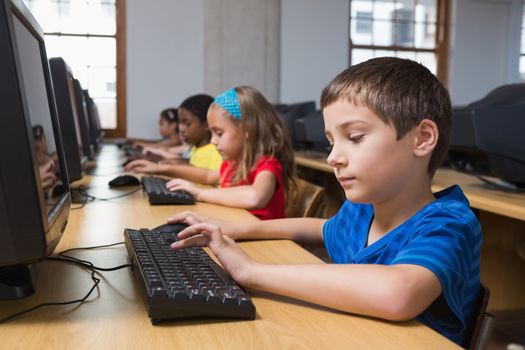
166 86 296 220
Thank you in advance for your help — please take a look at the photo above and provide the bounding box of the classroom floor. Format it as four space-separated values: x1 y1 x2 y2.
487 310 525 350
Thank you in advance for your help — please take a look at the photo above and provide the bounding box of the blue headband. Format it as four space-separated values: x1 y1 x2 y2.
214 88 241 119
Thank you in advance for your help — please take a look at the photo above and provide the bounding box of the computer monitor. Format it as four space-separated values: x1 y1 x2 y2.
448 83 525 189
274 101 316 148
73 78 95 160
0 0 71 299
294 110 331 154
49 57 87 182
83 89 102 152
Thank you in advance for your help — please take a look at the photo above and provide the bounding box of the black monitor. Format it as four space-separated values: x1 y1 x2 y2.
0 0 71 299
83 89 102 152
448 83 525 189
73 78 95 160
274 101 316 148
294 110 331 154
49 57 87 182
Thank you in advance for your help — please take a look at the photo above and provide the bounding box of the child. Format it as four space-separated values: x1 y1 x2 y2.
166 58 482 345
131 108 181 149
139 108 189 160
125 94 222 183
165 86 296 220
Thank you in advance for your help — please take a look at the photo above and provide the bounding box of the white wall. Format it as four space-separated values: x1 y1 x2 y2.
204 0 280 101
280 0 349 106
126 0 205 139
448 0 523 105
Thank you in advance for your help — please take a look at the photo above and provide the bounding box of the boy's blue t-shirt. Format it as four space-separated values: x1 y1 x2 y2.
323 185 482 345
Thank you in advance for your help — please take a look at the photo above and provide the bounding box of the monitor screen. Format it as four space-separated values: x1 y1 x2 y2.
12 14 68 213
73 78 95 160
0 0 70 299
448 83 525 188
68 73 85 157
49 57 87 182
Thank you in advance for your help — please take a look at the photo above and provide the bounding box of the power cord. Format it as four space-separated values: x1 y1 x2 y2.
71 186 142 210
0 242 130 324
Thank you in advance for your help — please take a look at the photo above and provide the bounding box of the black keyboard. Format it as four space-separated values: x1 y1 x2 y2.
124 228 256 324
141 176 195 205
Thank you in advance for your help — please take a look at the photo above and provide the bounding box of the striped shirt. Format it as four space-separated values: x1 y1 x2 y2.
323 185 482 344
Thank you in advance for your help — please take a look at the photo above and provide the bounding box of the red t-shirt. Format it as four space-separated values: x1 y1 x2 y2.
219 156 285 220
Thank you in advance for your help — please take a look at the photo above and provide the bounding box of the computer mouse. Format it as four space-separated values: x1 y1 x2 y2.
151 223 188 235
108 175 141 187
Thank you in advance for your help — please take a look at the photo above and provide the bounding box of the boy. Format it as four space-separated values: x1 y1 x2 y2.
167 57 482 345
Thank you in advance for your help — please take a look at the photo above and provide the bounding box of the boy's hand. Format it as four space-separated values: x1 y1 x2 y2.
124 159 159 173
170 221 257 288
166 212 242 240
165 178 200 198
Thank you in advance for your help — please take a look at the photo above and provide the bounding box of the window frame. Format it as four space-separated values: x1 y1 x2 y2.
348 0 450 83
24 0 126 138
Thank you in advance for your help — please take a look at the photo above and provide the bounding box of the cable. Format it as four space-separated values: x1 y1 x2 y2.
55 242 132 271
71 186 142 210
0 242 131 324
0 258 100 324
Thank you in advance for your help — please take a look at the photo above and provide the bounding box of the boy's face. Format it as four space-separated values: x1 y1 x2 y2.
324 99 418 204
177 107 209 147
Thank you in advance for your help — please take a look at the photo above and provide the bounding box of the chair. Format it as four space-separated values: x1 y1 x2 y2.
285 177 326 218
463 283 496 350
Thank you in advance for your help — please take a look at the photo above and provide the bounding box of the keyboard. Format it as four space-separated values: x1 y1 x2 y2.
141 176 195 205
124 228 256 324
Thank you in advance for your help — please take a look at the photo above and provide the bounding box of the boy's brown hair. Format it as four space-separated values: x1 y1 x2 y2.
320 57 452 176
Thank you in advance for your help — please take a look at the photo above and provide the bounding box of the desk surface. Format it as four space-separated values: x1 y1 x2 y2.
0 146 459 349
294 151 525 222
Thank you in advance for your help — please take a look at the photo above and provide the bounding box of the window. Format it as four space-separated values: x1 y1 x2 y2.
349 0 449 82
23 0 125 137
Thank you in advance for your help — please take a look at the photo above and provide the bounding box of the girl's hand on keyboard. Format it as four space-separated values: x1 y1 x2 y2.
170 221 257 288
166 178 199 197
124 159 160 173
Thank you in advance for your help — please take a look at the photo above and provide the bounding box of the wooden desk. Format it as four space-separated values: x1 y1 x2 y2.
0 146 459 349
294 151 525 311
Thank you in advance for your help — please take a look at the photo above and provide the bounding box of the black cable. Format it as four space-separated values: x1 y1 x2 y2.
55 242 132 271
71 186 142 208
0 242 131 324
70 186 94 210
59 241 125 254
0 258 100 324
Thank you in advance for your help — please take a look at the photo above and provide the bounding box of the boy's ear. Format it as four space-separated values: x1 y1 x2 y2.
413 119 438 158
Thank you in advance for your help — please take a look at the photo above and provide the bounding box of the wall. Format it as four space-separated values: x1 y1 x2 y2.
280 0 349 106
204 0 280 101
126 0 205 139
125 0 524 137
448 0 523 105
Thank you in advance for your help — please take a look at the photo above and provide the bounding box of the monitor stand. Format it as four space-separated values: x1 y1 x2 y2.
70 188 88 204
0 265 37 300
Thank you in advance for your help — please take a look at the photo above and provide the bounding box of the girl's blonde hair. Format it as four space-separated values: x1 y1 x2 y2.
216 86 296 194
